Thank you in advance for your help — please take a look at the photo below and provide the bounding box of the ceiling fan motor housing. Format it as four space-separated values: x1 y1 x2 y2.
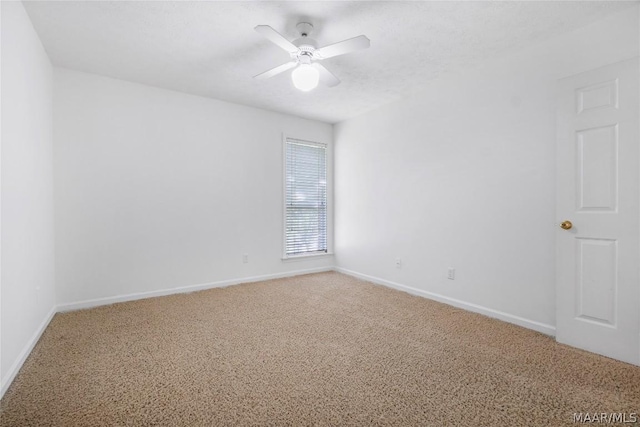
292 42 318 62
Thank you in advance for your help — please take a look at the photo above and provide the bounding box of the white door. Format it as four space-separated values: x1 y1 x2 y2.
556 57 640 366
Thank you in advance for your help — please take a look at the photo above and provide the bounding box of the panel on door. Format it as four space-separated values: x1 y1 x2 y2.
556 57 639 366
576 125 617 211
575 238 616 326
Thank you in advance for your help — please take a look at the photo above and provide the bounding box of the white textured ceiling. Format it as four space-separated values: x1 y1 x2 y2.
24 1 635 123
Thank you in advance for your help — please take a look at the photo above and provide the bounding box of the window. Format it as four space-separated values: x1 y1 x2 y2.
284 138 327 257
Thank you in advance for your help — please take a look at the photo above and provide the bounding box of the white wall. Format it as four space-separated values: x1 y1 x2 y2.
54 69 333 306
1 1 56 391
334 7 639 331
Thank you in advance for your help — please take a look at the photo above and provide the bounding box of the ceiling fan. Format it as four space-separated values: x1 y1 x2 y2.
253 22 370 92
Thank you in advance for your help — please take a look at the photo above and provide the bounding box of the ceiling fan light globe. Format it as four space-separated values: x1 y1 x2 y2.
291 64 319 92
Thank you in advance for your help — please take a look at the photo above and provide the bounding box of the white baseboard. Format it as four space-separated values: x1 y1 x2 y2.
1 306 56 399
57 266 334 312
335 267 556 337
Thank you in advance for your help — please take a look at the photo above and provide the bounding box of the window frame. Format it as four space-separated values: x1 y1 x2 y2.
282 134 332 260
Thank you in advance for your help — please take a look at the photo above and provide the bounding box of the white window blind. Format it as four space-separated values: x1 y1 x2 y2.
285 138 327 257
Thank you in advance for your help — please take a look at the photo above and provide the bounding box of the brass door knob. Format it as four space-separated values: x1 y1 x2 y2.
560 220 573 230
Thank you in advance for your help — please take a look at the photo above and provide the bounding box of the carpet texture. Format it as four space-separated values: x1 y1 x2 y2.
1 272 639 426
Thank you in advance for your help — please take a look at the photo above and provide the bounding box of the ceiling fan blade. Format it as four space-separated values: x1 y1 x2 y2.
315 35 370 59
254 25 299 54
312 63 340 87
253 61 297 80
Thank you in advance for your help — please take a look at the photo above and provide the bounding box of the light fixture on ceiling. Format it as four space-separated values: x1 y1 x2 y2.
253 22 370 92
291 57 319 92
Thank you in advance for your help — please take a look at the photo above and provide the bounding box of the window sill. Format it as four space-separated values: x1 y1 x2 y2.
282 252 334 262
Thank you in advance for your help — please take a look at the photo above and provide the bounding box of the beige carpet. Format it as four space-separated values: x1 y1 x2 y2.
1 272 639 426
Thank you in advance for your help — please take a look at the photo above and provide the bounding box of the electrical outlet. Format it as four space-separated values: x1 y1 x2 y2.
448 268 455 280
395 258 402 268
243 254 249 264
